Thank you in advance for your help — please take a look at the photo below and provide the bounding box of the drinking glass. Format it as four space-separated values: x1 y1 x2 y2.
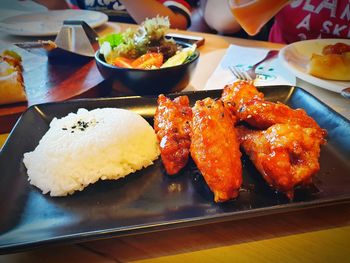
228 0 289 36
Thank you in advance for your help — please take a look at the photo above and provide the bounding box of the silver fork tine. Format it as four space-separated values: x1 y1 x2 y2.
235 67 246 80
228 66 239 79
229 66 247 80
228 50 279 81
242 70 253 81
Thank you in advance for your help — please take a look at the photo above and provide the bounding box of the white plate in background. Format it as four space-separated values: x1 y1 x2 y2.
279 38 350 93
0 10 108 37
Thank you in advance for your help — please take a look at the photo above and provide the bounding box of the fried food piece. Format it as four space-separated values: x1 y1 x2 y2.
308 52 350 81
221 80 322 131
154 94 192 175
190 98 242 202
221 80 264 114
238 124 327 199
308 42 350 81
0 50 27 105
235 99 322 130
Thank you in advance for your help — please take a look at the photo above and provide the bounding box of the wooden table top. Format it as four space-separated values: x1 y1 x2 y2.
0 21 350 263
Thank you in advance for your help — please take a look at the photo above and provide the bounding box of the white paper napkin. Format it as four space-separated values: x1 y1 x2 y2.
204 44 296 90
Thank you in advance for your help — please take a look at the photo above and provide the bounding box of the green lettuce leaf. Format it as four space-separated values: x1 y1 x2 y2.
98 33 123 48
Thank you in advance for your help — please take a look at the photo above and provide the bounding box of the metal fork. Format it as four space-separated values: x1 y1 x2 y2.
229 50 279 80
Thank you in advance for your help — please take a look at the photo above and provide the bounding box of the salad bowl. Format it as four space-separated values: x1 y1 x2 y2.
95 41 199 95
94 16 200 95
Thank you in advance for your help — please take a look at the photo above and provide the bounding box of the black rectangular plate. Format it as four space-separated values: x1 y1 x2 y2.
1 86 350 254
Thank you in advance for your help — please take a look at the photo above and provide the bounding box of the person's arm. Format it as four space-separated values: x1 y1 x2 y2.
203 0 241 34
32 0 69 10
119 0 189 30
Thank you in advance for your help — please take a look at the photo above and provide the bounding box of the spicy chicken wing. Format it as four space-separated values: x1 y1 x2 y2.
238 124 327 199
190 98 242 202
221 80 322 131
221 80 264 114
154 94 192 175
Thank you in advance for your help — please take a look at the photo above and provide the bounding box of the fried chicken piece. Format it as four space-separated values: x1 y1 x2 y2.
221 80 322 131
154 94 192 175
221 80 264 114
238 124 327 199
190 98 242 202
236 99 323 130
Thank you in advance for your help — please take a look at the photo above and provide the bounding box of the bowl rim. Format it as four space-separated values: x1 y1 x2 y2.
94 41 200 72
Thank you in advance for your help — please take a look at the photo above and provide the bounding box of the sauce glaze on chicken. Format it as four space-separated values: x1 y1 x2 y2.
154 80 326 201
222 81 327 199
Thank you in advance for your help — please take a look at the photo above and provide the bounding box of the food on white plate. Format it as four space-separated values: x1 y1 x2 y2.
307 42 350 81
0 50 27 105
98 16 197 69
23 108 160 196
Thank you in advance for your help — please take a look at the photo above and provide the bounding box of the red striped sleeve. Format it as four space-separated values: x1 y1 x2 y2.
158 0 192 27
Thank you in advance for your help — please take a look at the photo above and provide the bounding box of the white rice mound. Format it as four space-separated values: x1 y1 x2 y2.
23 108 160 197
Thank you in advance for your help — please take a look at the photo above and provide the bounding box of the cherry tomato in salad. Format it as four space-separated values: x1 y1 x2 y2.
131 53 164 69
112 57 134 68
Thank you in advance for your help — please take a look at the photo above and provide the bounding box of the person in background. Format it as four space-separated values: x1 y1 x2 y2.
200 0 273 40
202 0 350 43
202 0 240 35
33 0 196 30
